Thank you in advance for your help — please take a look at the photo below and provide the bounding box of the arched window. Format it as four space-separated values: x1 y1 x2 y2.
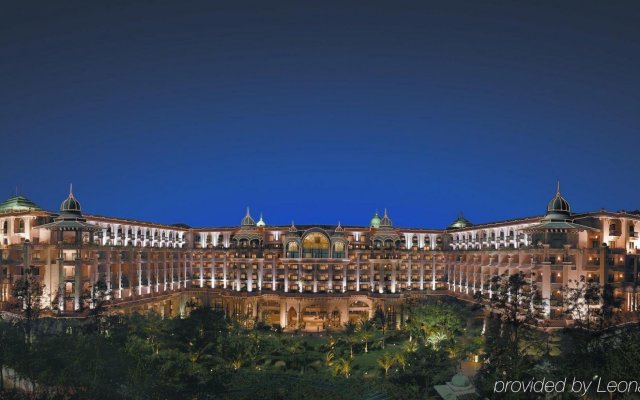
16 219 25 233
302 233 330 258
2 221 7 234
333 241 345 258
286 241 300 258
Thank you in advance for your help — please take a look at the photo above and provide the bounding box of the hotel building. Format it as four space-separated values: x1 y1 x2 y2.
0 185 638 329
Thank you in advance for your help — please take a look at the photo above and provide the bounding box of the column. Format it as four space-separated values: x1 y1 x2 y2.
57 250 64 312
117 252 123 299
284 263 289 292
223 254 228 289
200 253 204 288
137 251 142 296
356 255 361 291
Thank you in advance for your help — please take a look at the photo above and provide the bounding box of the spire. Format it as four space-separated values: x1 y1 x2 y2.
380 208 393 227
288 220 298 232
69 183 74 197
556 181 561 195
256 212 266 227
241 207 255 226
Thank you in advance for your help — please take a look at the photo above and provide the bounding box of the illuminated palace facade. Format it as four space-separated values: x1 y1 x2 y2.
1 186 640 328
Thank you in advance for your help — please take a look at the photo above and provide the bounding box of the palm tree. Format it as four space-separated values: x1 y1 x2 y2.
356 318 376 353
403 340 418 353
332 357 353 378
394 352 407 372
325 350 335 367
230 358 242 370
377 352 396 378
342 321 359 358
427 331 448 350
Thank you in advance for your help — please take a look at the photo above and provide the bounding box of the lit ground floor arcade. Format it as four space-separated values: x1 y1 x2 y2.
114 289 422 332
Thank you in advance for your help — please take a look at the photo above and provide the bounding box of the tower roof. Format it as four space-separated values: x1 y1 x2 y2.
256 212 266 227
0 195 42 213
241 207 255 227
447 212 473 229
60 184 81 215
38 186 99 231
370 211 381 228
379 208 393 228
545 182 571 220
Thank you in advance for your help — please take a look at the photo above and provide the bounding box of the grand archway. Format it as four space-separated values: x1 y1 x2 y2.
302 232 330 258
302 304 327 332
287 306 298 328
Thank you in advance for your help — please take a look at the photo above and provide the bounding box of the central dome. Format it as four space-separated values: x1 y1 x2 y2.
447 212 472 229
545 182 571 220
60 186 81 215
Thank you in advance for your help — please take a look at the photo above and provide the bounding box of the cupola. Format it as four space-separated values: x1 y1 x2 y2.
370 211 381 229
545 182 571 220
447 212 473 229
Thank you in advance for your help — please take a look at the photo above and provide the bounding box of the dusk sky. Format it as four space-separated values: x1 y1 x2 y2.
2 1 639 228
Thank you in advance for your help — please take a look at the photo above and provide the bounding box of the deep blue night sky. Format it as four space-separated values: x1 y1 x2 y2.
1 1 639 228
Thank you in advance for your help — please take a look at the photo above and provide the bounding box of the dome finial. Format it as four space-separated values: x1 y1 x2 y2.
256 212 266 227
69 183 73 196
288 220 298 232
546 182 571 220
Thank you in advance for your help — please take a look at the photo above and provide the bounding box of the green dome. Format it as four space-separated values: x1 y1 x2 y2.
0 195 42 213
256 213 266 227
451 373 470 387
370 211 381 228
545 182 571 220
448 212 472 229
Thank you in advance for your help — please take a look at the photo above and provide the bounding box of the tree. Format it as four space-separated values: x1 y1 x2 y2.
394 352 407 372
426 331 448 350
356 318 375 353
331 357 353 378
405 301 465 347
10 268 44 343
476 272 546 396
563 275 602 331
341 321 359 358
377 352 396 378
373 306 389 348
390 346 454 398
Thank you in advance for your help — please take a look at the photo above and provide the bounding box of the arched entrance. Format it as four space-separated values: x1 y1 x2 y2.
287 307 298 328
301 304 326 331
328 309 341 328
348 300 370 323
